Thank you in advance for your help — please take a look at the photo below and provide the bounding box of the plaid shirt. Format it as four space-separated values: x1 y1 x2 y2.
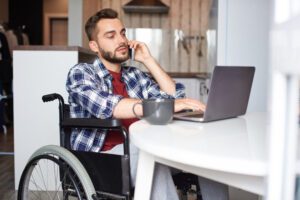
66 57 186 152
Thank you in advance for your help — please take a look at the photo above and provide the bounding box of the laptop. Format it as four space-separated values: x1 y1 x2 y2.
174 66 255 122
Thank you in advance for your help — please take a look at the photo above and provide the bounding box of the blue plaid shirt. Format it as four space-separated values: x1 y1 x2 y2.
66 57 186 152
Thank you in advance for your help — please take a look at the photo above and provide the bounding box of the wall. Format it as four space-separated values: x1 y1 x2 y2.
217 0 270 112
81 0 213 73
43 0 68 14
0 0 9 23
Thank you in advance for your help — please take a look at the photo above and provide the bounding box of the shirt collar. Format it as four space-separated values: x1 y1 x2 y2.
93 57 111 79
93 57 131 82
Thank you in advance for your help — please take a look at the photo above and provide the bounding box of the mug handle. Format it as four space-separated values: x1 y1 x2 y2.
132 102 142 119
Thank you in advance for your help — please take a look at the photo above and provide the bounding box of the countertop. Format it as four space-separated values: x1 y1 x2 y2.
13 45 210 78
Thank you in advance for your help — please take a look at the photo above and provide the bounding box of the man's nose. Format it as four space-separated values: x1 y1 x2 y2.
117 34 127 44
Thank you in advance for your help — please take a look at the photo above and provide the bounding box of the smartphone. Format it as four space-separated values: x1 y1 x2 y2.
129 47 135 61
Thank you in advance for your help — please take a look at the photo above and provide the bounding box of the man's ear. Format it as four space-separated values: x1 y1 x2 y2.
89 41 99 53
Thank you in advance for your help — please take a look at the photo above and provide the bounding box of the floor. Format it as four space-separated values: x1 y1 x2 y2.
0 127 17 200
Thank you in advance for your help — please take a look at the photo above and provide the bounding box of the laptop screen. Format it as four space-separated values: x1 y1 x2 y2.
203 66 255 122
174 66 255 122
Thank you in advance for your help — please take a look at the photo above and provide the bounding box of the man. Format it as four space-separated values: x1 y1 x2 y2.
66 8 228 200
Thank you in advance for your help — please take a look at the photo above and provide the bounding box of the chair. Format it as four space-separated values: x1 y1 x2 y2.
18 93 132 200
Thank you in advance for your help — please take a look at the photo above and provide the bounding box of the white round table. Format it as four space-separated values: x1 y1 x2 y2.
130 112 268 199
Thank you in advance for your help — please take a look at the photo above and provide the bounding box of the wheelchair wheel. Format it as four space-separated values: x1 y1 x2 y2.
18 145 97 200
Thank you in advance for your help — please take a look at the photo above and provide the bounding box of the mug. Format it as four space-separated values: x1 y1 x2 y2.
132 99 174 125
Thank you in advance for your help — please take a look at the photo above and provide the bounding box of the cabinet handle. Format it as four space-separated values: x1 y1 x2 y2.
200 82 209 96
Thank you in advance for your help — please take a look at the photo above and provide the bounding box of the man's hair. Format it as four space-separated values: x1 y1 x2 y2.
85 8 118 41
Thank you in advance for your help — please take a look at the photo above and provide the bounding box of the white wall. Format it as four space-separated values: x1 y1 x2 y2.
218 0 270 112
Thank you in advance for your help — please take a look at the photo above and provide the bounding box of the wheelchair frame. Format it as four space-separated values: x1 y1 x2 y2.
18 93 132 200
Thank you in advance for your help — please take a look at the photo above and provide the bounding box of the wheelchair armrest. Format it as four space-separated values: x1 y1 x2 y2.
42 93 130 155
61 118 122 129
62 118 130 155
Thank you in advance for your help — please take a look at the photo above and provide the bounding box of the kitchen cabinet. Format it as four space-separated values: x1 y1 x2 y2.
174 77 210 103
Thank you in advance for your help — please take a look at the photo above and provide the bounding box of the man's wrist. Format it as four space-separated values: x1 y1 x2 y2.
142 56 156 67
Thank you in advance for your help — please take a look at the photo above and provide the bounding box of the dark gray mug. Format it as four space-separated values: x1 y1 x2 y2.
133 99 174 125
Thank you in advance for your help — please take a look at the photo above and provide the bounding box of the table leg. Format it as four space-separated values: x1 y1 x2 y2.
134 151 155 200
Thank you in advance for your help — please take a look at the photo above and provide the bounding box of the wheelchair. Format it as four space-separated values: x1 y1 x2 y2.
17 93 203 200
18 93 132 200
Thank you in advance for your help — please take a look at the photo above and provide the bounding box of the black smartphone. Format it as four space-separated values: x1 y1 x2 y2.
129 47 134 61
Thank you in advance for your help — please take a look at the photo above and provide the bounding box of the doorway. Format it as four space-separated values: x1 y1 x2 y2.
44 13 68 45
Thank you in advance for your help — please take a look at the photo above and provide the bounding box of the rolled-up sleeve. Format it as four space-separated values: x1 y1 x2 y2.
66 66 123 118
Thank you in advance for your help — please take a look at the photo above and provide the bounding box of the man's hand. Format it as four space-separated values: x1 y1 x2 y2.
127 40 152 62
127 40 176 96
175 98 206 113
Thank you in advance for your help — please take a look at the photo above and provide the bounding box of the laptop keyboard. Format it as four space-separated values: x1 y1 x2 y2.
185 112 204 118
179 111 204 118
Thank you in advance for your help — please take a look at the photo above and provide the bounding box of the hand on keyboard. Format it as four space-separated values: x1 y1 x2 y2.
174 98 206 113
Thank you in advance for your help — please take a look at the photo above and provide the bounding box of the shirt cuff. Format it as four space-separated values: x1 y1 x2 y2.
174 82 186 98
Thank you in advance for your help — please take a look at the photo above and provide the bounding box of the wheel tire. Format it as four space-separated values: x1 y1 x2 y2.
18 145 97 200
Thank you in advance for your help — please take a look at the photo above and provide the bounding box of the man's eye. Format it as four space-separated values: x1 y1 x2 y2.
107 35 114 39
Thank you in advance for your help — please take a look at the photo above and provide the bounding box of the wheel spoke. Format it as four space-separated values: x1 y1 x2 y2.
37 161 53 199
19 154 89 200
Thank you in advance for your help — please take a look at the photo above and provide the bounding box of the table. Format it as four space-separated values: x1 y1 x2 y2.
129 112 268 199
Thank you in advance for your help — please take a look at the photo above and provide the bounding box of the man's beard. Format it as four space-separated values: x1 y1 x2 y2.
99 45 129 64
